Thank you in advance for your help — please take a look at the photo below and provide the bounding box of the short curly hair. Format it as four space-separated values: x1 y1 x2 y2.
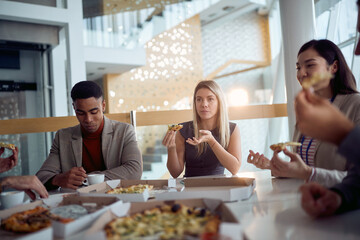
70 81 103 102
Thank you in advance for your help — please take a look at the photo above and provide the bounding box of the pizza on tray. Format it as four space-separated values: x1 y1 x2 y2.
0 142 15 150
106 184 154 194
104 203 220 240
270 142 302 151
1 206 74 233
167 124 183 132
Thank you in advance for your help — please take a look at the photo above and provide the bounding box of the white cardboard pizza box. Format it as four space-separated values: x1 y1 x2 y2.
42 195 123 238
155 177 256 202
77 179 178 202
84 199 243 240
0 200 53 240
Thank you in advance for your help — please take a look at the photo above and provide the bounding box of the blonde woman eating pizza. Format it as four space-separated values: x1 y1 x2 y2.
162 80 242 178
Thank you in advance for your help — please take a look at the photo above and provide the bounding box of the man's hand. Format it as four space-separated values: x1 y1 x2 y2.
247 150 271 169
270 148 312 179
2 175 49 200
295 89 354 145
0 147 18 173
186 130 216 146
52 167 87 190
299 182 342 218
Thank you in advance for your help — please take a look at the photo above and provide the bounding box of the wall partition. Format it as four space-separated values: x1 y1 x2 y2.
0 104 287 179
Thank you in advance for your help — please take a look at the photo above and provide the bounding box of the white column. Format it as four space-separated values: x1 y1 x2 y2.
66 0 86 87
279 0 316 135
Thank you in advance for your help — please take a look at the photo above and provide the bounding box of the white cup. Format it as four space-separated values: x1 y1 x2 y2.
0 191 25 209
87 174 105 185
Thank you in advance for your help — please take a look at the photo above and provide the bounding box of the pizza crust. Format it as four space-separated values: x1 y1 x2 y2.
302 72 333 89
167 124 183 131
0 142 15 150
270 142 302 151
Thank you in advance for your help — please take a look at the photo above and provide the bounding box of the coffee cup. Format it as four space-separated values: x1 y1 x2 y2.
86 174 105 185
0 191 25 209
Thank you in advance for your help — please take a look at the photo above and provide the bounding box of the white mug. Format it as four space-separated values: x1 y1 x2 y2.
86 174 105 185
0 191 25 209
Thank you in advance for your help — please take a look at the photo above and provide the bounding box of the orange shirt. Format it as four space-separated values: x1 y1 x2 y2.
81 119 106 172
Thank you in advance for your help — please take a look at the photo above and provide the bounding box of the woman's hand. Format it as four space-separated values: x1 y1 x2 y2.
247 150 271 169
271 148 312 179
186 130 216 146
162 130 177 149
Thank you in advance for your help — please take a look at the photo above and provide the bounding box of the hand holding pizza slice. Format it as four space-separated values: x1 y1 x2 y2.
270 142 302 151
0 143 18 173
301 72 333 89
167 124 183 131
0 142 16 150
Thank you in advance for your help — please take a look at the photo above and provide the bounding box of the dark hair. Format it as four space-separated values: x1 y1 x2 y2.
298 39 358 95
71 81 103 102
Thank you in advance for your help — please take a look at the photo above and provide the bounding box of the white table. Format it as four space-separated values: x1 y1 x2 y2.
228 171 360 240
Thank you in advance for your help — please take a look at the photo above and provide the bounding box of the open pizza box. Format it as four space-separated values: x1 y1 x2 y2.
77 179 180 202
42 194 123 238
84 198 243 240
155 177 256 202
0 200 53 240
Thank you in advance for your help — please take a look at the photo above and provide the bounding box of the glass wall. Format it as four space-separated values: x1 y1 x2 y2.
315 0 360 84
0 49 54 177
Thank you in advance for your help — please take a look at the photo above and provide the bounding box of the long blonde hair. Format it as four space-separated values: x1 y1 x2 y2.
192 80 230 155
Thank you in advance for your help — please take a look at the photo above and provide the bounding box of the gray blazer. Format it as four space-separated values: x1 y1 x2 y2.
292 93 360 187
36 116 143 185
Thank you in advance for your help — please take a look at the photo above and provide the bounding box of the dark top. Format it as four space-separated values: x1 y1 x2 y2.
179 121 236 177
331 126 360 213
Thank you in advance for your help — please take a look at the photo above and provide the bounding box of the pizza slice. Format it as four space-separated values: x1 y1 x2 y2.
0 142 15 150
302 72 333 89
1 206 52 233
167 124 183 131
1 205 81 234
270 141 302 151
106 184 154 194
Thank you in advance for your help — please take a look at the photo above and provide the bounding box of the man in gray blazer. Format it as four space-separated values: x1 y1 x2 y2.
36 81 142 190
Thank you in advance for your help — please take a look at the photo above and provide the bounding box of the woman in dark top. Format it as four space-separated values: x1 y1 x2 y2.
162 80 242 178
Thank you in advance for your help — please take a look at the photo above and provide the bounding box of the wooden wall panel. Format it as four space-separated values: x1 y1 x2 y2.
0 113 130 135
0 104 287 134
